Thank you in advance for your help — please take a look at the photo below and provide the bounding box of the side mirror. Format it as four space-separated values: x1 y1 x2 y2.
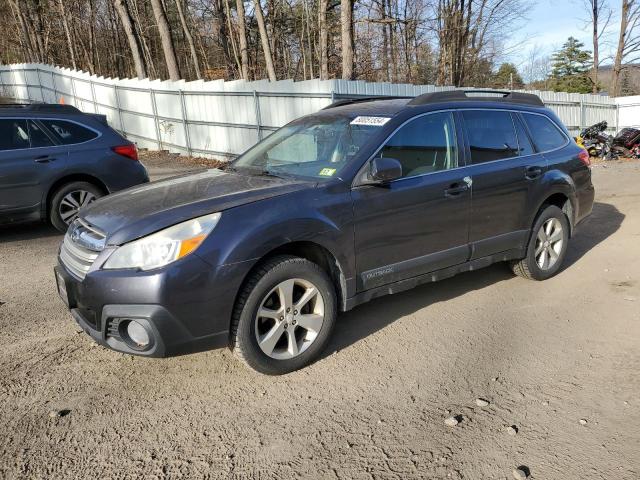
370 157 402 184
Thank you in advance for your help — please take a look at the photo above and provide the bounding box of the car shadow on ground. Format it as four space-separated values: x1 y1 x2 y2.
325 201 624 357
0 222 61 243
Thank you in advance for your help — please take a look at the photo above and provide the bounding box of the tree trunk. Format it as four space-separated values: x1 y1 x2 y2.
341 0 354 80
318 0 329 80
113 0 147 78
235 0 250 80
612 0 629 97
175 0 201 79
254 0 277 81
57 0 77 70
592 0 599 93
150 0 181 81
224 0 242 77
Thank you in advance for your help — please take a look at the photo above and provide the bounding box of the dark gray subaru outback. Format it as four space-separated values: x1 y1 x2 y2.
55 91 594 374
0 104 148 231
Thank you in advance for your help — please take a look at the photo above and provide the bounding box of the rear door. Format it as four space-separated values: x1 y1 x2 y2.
0 119 68 214
460 109 547 259
351 111 471 291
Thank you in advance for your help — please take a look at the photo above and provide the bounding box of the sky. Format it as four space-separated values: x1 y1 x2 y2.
508 0 619 73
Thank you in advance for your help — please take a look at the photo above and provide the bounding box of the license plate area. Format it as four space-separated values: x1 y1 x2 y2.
55 270 70 307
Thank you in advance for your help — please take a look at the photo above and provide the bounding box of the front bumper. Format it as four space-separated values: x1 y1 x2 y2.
54 253 248 357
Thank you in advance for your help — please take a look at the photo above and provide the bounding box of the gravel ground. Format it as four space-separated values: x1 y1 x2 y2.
0 157 639 479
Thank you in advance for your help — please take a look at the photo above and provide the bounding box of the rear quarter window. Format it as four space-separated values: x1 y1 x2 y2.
39 119 98 145
522 114 567 152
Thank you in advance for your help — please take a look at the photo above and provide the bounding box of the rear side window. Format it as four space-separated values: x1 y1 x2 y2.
462 110 518 164
514 115 535 156
0 119 29 150
28 121 55 148
40 119 98 145
522 114 567 152
380 111 458 178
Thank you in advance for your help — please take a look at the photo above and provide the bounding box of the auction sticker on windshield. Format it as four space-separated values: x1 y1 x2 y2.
319 168 337 176
350 116 391 126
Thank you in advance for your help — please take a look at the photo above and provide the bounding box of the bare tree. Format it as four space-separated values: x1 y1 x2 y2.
581 0 612 93
113 0 147 78
254 0 277 81
175 0 201 79
612 0 640 96
236 0 250 80
318 0 329 80
341 0 354 79
57 0 77 69
150 0 181 80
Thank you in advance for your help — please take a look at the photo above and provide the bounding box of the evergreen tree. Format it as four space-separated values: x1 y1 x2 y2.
491 63 524 89
549 37 594 93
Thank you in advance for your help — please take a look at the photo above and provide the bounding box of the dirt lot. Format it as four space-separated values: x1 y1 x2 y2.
1 156 639 479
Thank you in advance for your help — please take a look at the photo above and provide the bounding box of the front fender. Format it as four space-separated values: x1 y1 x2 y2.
195 186 356 285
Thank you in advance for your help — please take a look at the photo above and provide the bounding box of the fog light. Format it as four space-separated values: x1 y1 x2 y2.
125 320 150 348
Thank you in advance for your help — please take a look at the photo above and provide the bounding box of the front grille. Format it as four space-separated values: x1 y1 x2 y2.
59 219 106 280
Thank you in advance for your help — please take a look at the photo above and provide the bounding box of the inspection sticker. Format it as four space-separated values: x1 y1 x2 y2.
350 116 391 126
319 168 337 176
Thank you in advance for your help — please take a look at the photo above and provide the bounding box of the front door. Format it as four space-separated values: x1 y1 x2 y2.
0 119 67 215
351 111 471 292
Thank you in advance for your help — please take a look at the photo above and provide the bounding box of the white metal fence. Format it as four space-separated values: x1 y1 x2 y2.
0 63 621 159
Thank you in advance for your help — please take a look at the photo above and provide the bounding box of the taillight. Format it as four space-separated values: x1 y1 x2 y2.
112 144 138 161
577 149 590 167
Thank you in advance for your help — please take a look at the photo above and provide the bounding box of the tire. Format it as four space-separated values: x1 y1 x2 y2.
49 181 103 232
510 205 570 281
231 255 337 375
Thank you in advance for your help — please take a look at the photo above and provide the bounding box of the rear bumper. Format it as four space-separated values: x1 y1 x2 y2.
575 183 595 225
54 252 249 357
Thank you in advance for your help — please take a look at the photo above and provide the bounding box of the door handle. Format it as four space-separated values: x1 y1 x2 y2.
34 155 55 163
525 166 542 180
444 183 469 197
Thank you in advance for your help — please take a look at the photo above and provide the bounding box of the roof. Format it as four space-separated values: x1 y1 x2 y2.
321 90 545 116
0 103 82 116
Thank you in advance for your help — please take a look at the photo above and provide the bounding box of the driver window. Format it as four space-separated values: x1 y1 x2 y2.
380 112 458 179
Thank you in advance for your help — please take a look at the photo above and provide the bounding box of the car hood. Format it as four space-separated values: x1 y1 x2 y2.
80 169 314 245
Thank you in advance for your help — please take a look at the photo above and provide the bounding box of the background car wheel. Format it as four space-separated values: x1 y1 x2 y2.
231 255 337 375
510 204 570 281
49 181 103 232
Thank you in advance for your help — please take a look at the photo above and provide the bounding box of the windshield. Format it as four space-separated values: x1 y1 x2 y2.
233 114 385 179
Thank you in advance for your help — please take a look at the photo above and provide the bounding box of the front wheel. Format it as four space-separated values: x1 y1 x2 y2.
231 255 337 375
510 205 570 281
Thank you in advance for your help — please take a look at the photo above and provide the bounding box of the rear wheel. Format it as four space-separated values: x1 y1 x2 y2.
49 181 103 232
231 255 337 375
510 205 570 281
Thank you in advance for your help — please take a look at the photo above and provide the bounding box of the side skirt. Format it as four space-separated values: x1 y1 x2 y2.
344 248 525 311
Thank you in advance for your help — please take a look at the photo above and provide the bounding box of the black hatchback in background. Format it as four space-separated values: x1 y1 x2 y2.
0 104 148 232
55 90 595 375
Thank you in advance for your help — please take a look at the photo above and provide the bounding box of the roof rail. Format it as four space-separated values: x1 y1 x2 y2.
0 103 81 113
408 90 545 107
322 96 411 110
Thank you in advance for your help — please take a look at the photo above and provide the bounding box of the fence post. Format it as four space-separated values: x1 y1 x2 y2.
51 70 59 102
36 67 45 103
150 88 162 150
113 84 125 134
90 79 98 114
579 100 586 131
70 75 78 109
253 90 263 140
179 89 192 156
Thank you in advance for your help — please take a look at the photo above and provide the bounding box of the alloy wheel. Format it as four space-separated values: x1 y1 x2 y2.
58 190 96 225
535 218 564 270
254 278 325 360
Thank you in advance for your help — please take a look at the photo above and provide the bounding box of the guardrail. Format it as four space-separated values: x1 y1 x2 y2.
0 63 620 159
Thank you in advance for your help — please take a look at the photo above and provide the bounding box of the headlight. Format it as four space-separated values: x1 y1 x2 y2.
103 212 221 271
